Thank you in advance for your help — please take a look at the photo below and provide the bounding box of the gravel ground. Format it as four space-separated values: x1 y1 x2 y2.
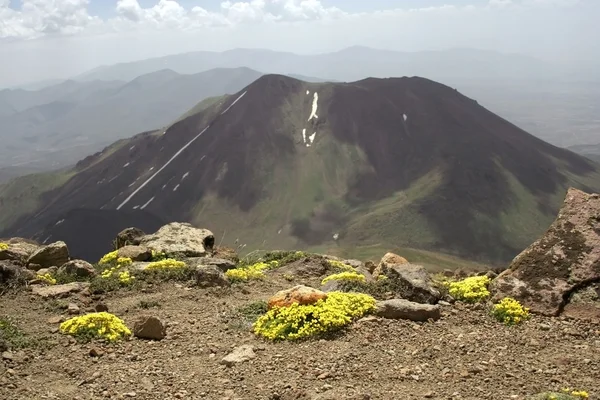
1 275 599 400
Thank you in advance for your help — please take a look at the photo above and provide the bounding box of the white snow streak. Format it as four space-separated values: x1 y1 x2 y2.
308 132 316 146
162 184 167 190
55 219 65 226
182 172 189 180
141 197 155 210
200 155 206 161
173 184 180 192
221 91 247 115
306 90 310 95
129 145 135 151
132 205 140 210
403 113 408 122
116 125 211 210
308 92 319 121
302 128 307 143
123 162 130 167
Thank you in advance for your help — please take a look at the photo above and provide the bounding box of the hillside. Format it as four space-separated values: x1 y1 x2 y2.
0 68 264 172
2 74 600 265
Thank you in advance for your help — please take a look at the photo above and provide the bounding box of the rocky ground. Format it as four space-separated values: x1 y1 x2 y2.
1 268 599 400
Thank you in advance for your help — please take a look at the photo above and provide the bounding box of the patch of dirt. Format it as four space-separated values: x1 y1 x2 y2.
1 274 599 400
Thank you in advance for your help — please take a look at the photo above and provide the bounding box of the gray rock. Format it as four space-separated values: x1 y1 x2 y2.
0 260 34 284
195 265 230 288
31 282 90 298
375 263 441 304
491 188 600 316
58 260 97 277
36 267 58 276
139 222 215 257
375 299 441 322
117 245 152 262
191 257 236 272
133 316 166 340
0 240 39 265
67 303 80 315
115 227 146 249
220 345 256 367
27 241 69 269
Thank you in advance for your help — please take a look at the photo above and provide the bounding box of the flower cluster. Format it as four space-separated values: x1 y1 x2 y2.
225 260 279 282
0 242 8 251
326 260 355 272
145 258 186 270
562 389 589 399
37 273 57 285
447 276 491 303
150 250 167 261
101 257 133 277
492 297 530 325
118 271 134 285
377 274 389 281
322 271 366 285
98 250 119 265
253 292 376 340
59 312 131 342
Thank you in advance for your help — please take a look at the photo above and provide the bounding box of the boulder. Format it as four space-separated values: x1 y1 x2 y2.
374 299 441 322
373 263 441 304
58 260 97 278
0 240 39 265
138 222 215 257
117 245 152 262
191 257 236 272
220 345 256 367
31 282 90 298
268 285 327 309
36 267 58 276
195 265 230 288
491 188 600 316
133 316 167 340
27 241 69 269
211 247 239 264
0 260 35 284
373 252 409 278
115 227 146 249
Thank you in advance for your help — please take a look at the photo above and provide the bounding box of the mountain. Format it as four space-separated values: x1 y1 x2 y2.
0 67 264 171
2 74 600 264
74 47 559 84
568 143 600 162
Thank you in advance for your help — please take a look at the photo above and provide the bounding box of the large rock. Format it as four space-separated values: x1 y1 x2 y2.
268 285 327 309
115 227 146 249
195 265 230 288
0 239 40 265
58 260 97 278
373 252 409 277
0 260 35 284
191 257 236 272
211 247 239 264
117 245 152 262
373 263 441 304
375 299 441 322
133 316 167 340
138 223 215 257
491 188 600 316
31 282 90 298
27 241 69 269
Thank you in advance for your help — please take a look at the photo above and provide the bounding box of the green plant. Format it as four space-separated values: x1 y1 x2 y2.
225 260 279 282
322 271 366 285
137 300 161 309
326 259 355 272
59 312 131 342
136 264 196 284
447 276 491 303
492 297 530 325
530 389 590 399
150 250 168 261
145 258 186 270
253 292 376 340
227 300 268 331
0 316 33 349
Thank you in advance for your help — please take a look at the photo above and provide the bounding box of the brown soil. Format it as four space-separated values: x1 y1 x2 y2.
1 274 599 400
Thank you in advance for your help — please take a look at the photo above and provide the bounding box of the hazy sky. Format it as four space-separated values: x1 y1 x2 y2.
0 0 598 87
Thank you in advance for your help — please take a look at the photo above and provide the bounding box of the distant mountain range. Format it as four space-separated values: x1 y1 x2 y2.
75 46 563 84
3 74 599 264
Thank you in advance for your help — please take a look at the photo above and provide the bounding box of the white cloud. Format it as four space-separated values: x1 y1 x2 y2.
0 0 587 40
0 0 100 39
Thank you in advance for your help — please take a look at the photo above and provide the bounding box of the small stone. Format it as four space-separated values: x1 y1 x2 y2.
424 391 435 398
95 303 109 312
220 345 256 367
317 372 331 379
89 348 104 358
68 303 80 315
47 316 63 324
539 323 551 331
123 392 137 397
2 351 13 361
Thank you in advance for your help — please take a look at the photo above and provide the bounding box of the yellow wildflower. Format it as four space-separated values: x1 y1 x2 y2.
492 297 530 326
0 242 9 251
448 276 491 303
60 312 131 342
322 271 365 285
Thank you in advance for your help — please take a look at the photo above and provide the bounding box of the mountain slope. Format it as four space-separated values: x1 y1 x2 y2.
0 67 264 171
3 75 600 264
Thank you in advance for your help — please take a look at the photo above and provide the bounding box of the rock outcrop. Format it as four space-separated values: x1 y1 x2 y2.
375 299 441 322
373 262 441 304
138 223 215 257
27 241 69 269
115 227 146 249
58 260 97 278
491 188 600 316
117 245 152 262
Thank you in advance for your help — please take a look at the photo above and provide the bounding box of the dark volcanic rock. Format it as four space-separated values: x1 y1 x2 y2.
491 188 600 316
